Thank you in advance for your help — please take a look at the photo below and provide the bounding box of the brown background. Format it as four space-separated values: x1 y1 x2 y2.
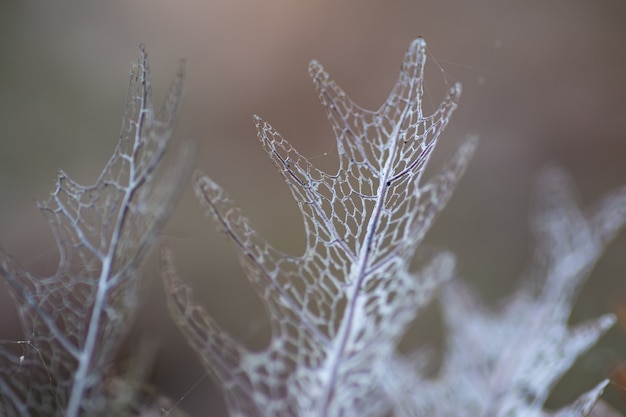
1 1 626 415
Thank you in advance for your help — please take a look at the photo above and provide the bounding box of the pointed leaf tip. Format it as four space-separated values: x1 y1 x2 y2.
308 59 323 78
410 36 426 47
551 379 610 417
451 82 462 98
459 135 479 157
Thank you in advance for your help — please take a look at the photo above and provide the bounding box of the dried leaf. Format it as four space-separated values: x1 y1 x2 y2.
405 166 626 417
163 37 475 417
0 46 193 417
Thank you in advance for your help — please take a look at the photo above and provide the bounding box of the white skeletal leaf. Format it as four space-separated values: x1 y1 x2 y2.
402 166 626 417
0 47 192 417
163 37 476 417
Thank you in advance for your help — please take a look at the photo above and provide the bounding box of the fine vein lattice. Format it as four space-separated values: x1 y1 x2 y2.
162 37 476 417
0 47 192 417
1 36 622 417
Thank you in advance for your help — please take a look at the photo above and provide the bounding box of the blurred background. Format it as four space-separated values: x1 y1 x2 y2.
1 0 626 415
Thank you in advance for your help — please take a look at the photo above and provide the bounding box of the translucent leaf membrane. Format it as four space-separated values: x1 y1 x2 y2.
0 47 193 417
163 38 476 417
